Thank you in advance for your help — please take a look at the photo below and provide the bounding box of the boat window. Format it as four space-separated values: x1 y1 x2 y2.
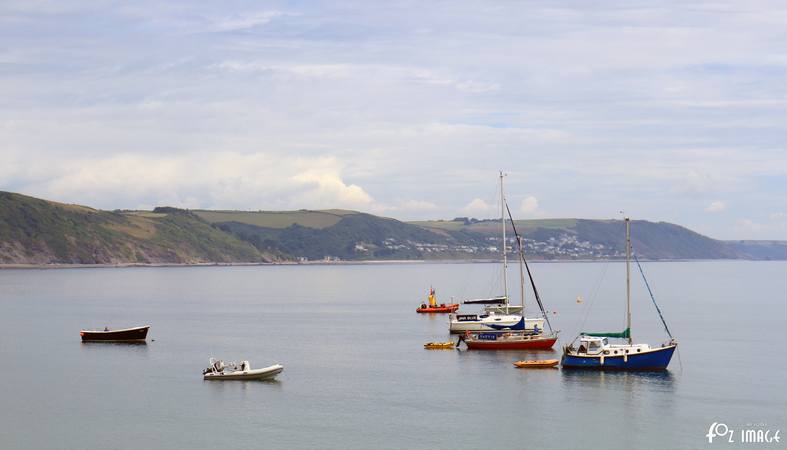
588 342 600 351
602 338 608 346
637 349 641 352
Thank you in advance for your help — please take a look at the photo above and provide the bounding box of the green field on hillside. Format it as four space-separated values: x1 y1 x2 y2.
194 210 358 229
410 218 578 234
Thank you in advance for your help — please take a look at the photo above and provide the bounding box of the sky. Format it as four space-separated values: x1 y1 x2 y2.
1 1 787 239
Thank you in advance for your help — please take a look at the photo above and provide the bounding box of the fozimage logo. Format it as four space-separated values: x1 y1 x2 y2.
707 422 781 444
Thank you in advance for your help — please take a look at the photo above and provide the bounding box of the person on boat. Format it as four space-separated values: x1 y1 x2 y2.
104 326 109 331
428 287 437 307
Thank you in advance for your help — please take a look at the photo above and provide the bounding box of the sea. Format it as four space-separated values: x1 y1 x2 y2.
0 261 784 449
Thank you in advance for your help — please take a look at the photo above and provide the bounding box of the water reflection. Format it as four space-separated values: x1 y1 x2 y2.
457 347 559 365
80 341 149 354
203 378 283 394
561 369 677 393
80 341 148 347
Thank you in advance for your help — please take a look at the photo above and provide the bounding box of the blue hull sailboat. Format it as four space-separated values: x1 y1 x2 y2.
561 217 677 371
560 341 675 370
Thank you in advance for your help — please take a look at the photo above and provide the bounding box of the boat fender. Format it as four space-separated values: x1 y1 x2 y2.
600 355 604 365
623 353 627 362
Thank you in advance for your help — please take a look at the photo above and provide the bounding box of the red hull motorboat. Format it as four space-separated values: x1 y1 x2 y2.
463 331 558 350
416 303 460 313
80 325 150 342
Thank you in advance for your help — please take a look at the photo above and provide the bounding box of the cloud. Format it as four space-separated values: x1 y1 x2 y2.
406 68 500 93
520 196 539 214
206 11 287 32
6 152 376 211
705 200 726 213
462 198 494 215
291 161 374 208
3 2 787 236
212 61 499 93
213 62 354 79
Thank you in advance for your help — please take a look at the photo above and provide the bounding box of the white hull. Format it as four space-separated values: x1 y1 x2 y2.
448 314 545 333
204 363 283 381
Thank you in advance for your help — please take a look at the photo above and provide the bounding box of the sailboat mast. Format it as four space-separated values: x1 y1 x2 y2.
625 217 632 345
500 171 508 304
518 236 525 309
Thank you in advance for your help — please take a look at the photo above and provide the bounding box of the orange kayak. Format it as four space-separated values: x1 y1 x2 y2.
416 303 459 313
513 359 559 368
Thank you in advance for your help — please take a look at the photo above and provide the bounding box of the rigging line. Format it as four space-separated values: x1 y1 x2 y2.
456 250 477 300
504 201 553 333
459 182 500 301
487 258 502 298
676 346 684 373
574 261 608 343
632 251 673 339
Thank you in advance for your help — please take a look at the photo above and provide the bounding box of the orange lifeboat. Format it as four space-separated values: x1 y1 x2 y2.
416 303 460 313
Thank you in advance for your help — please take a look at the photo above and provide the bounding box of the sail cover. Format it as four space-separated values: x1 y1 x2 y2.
463 296 507 305
581 328 630 339
486 317 525 331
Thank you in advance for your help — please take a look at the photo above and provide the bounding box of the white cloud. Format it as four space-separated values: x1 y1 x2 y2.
3 2 787 236
462 198 494 215
705 200 726 213
206 11 286 32
520 196 539 214
9 152 376 211
213 62 354 79
291 160 374 209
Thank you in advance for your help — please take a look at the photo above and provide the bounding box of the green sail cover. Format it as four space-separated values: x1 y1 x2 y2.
581 328 630 339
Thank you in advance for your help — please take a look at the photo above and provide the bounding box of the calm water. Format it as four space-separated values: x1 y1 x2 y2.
0 261 784 449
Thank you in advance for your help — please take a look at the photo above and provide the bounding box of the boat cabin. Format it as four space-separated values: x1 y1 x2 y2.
577 336 608 354
572 335 655 357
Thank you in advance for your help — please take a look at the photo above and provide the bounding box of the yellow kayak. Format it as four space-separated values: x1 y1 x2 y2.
513 359 559 368
424 341 455 349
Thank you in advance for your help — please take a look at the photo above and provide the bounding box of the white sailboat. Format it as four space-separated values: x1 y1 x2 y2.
448 172 545 334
